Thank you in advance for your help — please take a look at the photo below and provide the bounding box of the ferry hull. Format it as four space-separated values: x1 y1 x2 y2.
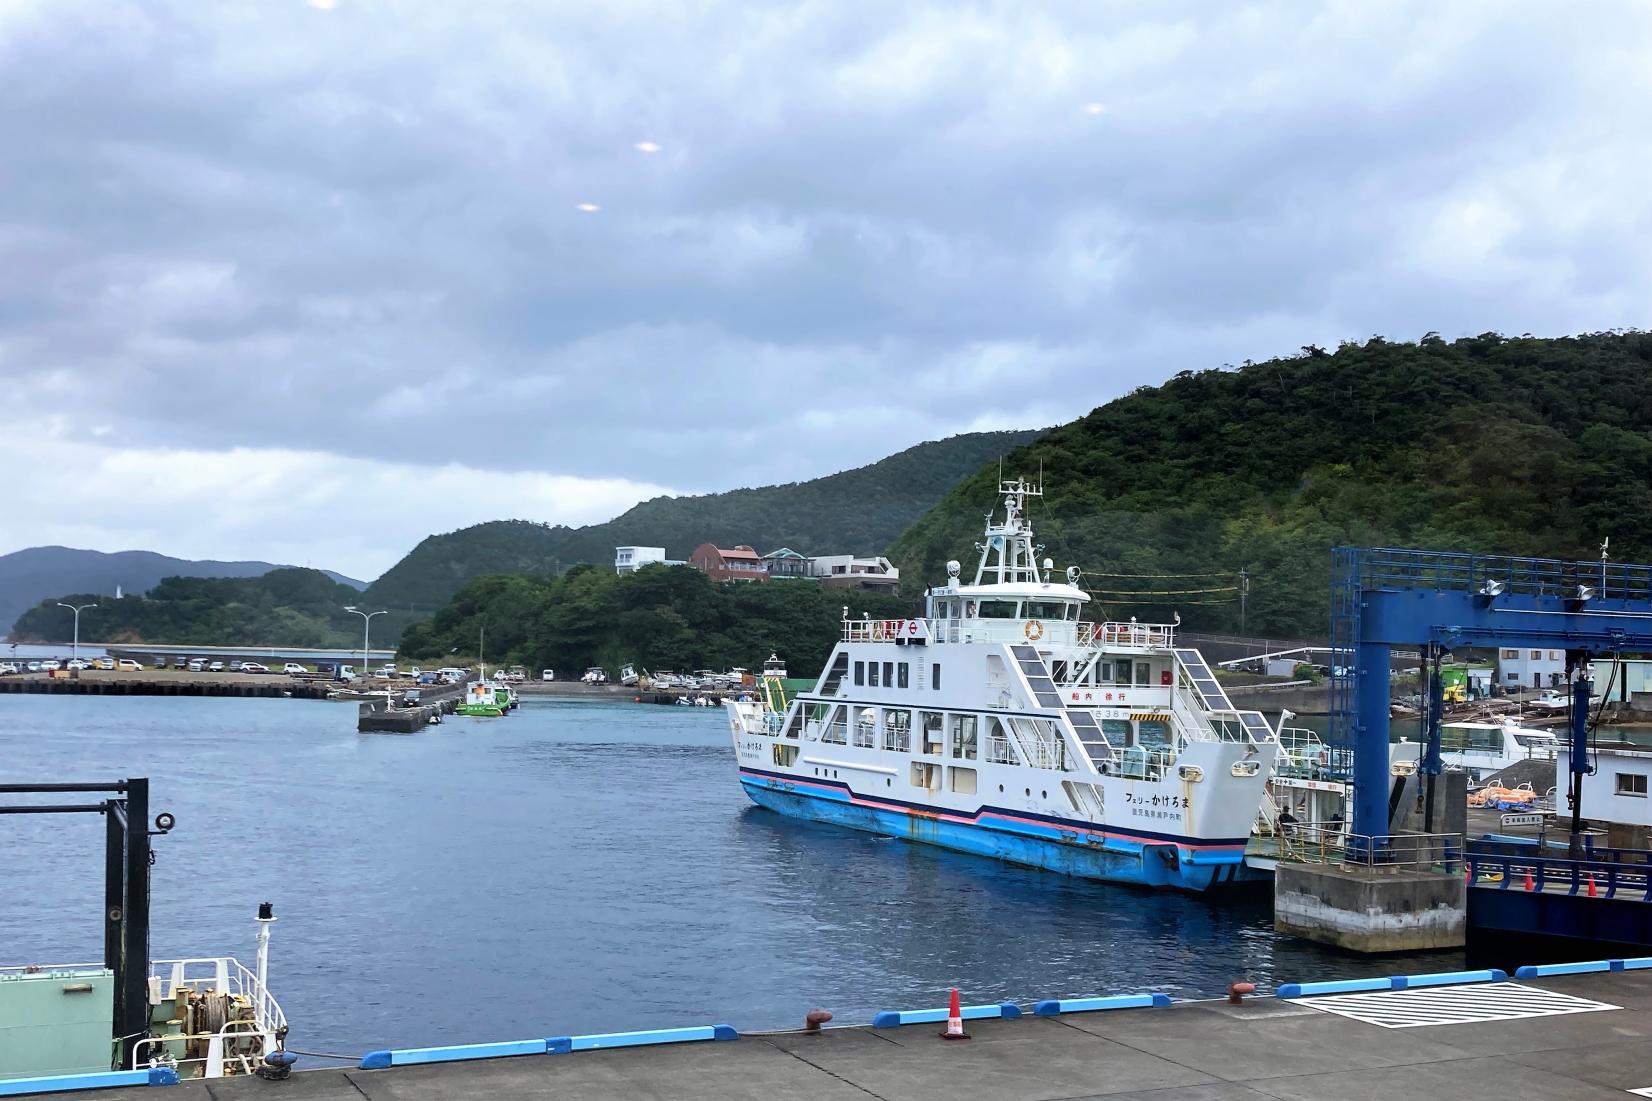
739 771 1259 892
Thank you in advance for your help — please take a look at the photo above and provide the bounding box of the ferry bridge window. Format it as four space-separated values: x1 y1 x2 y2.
883 661 894 686
820 653 850 696
1024 601 1066 620
869 662 880 687
853 660 865 687
1136 662 1150 684
977 600 1019 619
950 715 978 759
897 663 910 689
1065 603 1079 620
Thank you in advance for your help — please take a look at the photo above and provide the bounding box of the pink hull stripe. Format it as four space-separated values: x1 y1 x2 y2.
738 767 1246 853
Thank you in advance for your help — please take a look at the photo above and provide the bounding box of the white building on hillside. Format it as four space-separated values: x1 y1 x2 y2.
615 546 668 574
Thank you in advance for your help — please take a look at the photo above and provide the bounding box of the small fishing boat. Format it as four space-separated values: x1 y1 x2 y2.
457 681 506 717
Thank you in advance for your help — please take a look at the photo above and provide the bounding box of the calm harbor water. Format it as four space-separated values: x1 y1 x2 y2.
1 694 1462 1057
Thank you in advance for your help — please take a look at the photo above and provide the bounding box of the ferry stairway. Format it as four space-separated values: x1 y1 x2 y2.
1010 644 1111 770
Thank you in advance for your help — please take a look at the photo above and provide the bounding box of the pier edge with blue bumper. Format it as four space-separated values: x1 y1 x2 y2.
1032 993 1172 1016
872 1002 1021 1028
361 1023 739 1069
1277 968 1506 998
0 1067 178 1096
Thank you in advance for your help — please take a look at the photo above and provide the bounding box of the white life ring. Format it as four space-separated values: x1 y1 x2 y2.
1024 619 1045 641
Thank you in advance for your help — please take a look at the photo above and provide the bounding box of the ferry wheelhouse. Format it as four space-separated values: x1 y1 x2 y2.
728 480 1282 890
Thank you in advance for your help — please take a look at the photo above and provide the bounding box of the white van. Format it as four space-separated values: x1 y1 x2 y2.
282 662 307 675
541 669 555 682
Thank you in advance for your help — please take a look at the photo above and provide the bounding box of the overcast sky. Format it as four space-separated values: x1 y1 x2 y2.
2 1 1649 580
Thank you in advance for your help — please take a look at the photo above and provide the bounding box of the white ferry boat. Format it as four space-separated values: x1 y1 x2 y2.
727 480 1282 891
1395 717 1559 782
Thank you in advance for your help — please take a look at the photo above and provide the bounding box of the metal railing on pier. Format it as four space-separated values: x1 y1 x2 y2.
1279 826 1463 872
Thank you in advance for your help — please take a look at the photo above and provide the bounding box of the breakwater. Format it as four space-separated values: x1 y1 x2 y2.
0 672 331 699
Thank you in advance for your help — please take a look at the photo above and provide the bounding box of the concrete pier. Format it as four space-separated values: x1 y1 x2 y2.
89 969 1652 1100
0 671 333 700
356 680 468 733
1275 862 1467 951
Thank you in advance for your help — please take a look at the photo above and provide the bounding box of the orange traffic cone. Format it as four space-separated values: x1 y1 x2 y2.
940 988 969 1041
1587 872 1598 897
1524 868 1535 892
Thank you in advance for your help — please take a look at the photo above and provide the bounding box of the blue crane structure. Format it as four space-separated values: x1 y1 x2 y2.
1331 547 1651 847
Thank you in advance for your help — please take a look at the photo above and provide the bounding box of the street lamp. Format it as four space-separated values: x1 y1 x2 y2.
56 602 97 662
344 606 387 675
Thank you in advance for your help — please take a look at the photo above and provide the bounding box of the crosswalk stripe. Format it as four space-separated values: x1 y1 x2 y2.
1300 983 1620 1029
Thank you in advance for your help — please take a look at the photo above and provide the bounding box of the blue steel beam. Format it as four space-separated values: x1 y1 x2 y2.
1336 547 1652 840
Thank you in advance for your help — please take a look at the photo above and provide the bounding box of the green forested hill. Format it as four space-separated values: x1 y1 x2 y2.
889 332 1652 636
365 429 1042 617
398 564 913 676
10 568 371 647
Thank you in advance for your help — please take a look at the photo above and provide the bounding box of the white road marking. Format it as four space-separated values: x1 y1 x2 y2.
1300 982 1620 1029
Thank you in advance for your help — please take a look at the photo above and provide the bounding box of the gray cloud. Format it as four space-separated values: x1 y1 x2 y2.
2 0 1650 577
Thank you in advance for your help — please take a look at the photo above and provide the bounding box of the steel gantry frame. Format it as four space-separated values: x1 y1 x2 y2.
0 778 171 1068
1330 548 1652 844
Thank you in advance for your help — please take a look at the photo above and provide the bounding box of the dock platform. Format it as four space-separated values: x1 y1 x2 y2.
93 969 1652 1100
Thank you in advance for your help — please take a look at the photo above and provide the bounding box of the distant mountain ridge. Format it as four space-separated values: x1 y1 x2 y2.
0 546 364 636
364 429 1044 615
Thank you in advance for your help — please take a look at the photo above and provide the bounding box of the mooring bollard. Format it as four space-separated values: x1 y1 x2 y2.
804 1009 832 1033
1228 982 1255 1005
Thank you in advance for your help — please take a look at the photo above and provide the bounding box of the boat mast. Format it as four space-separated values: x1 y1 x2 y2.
973 477 1045 587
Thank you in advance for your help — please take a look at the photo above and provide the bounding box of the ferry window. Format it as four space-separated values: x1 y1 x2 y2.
1066 603 1079 620
855 708 877 748
883 661 894 686
883 709 912 752
977 600 1019 619
921 711 944 753
1137 719 1171 750
1136 662 1150 685
822 706 848 744
911 762 940 790
1618 773 1648 797
964 601 976 617
854 660 865 686
985 719 1018 764
1102 718 1132 745
898 663 910 689
950 766 977 794
1115 663 1132 686
1025 600 1065 619
869 663 880 687
1098 661 1113 682
950 715 978 759
772 744 799 767
932 663 941 690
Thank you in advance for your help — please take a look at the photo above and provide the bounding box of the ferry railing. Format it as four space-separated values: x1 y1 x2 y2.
1279 827 1463 872
131 1017 271 1080
1077 621 1177 650
1098 745 1173 781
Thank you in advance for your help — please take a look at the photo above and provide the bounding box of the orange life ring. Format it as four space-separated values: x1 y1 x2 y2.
1024 619 1045 641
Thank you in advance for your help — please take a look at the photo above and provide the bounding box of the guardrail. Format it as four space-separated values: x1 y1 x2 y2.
1468 851 1652 900
1279 827 1462 872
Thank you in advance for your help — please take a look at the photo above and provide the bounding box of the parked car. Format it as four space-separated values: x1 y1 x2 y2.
417 672 437 685
208 661 225 673
0 662 17 675
581 667 608 685
66 659 90 671
173 657 191 669
116 659 142 672
26 661 42 672
282 662 307 675
153 657 169 669
41 660 61 671
379 664 398 677
187 660 206 672
400 688 422 708
407 666 422 678
541 668 555 682
241 661 269 674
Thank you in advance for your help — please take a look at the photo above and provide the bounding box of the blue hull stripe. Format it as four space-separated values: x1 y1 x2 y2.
740 770 1258 890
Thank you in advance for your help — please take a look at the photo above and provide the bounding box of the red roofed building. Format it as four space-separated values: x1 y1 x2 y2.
688 543 769 582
